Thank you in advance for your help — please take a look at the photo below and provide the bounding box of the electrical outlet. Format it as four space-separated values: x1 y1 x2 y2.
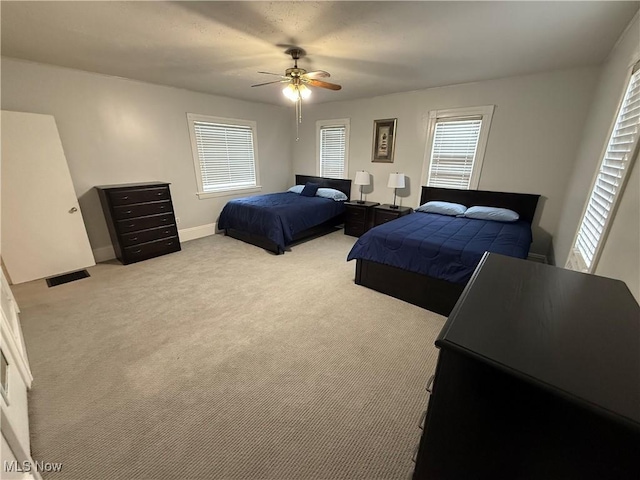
176 217 181 224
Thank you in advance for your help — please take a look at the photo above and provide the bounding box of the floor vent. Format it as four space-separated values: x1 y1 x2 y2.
527 253 548 264
46 270 90 288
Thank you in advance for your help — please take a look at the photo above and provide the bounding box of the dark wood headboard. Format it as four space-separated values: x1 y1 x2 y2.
420 186 540 225
295 175 352 201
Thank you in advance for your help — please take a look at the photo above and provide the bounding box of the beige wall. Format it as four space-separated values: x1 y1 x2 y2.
555 14 640 301
1 58 292 258
292 68 600 258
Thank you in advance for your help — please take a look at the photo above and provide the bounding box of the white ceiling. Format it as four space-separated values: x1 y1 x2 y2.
2 1 638 106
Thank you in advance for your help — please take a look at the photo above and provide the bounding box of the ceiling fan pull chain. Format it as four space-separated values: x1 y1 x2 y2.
295 102 300 141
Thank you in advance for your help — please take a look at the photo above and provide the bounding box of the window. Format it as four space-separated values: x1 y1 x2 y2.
317 119 350 179
422 106 494 189
0 350 8 404
568 63 640 272
187 114 260 198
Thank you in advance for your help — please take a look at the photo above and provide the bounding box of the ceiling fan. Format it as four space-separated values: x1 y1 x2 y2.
252 48 341 139
251 47 342 103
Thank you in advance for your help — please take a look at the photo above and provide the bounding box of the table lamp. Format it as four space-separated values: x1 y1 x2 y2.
387 173 405 209
354 171 370 204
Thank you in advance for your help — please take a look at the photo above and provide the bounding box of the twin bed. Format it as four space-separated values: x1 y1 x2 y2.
218 175 352 254
347 186 540 316
219 177 539 316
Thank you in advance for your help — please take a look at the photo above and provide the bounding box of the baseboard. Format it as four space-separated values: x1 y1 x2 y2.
178 223 217 242
93 224 216 262
93 245 116 263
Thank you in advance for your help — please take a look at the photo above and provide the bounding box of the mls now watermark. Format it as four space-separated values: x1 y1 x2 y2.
4 460 63 473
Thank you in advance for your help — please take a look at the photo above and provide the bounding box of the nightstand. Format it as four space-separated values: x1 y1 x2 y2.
344 201 380 237
374 204 413 226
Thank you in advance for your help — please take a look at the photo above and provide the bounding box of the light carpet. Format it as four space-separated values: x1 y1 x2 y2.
13 230 445 480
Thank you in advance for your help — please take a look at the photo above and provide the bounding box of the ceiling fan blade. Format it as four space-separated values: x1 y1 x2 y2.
257 71 287 77
305 79 342 91
251 79 290 88
303 70 330 79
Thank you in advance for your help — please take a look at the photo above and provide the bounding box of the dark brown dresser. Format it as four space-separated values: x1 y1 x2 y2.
413 253 640 479
96 182 180 265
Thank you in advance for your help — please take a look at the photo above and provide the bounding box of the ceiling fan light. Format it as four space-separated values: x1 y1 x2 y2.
282 83 311 102
298 84 311 100
282 84 299 102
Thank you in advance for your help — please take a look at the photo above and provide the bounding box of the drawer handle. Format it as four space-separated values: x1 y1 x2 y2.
166 242 173 246
127 223 136 228
159 205 166 209
163 230 170 234
162 218 168 222
426 374 435 393
124 210 132 214
132 249 142 254
121 195 129 200
157 192 164 196
129 237 138 241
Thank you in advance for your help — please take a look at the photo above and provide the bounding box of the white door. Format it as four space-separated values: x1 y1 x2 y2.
1 271 40 480
1 110 95 284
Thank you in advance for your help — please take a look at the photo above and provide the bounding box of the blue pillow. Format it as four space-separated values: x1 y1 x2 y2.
316 188 347 201
416 201 467 216
287 185 304 194
464 206 520 222
300 182 320 197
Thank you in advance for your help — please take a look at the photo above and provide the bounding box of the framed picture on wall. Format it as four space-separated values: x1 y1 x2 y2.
372 118 397 163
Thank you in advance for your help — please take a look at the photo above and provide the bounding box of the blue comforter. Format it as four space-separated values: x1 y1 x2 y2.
347 212 532 284
218 192 346 251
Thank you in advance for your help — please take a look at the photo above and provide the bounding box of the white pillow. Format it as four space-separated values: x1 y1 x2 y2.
287 185 304 194
416 201 467 216
316 188 347 201
464 206 520 222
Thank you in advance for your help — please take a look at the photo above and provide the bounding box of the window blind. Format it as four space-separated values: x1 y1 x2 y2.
427 117 483 189
193 121 256 192
320 125 346 179
573 67 640 270
427 117 482 189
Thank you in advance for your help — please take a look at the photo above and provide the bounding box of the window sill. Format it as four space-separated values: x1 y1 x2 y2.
196 186 262 199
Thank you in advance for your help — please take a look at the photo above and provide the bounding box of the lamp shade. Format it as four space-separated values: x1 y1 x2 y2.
387 173 405 189
354 171 370 186
282 83 311 102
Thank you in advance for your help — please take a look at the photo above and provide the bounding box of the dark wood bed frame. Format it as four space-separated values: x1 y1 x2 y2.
225 174 352 254
355 186 540 316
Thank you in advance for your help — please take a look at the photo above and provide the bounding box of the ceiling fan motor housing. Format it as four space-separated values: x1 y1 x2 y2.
285 67 306 78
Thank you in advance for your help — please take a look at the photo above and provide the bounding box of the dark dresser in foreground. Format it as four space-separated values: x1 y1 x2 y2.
413 253 640 479
96 182 181 265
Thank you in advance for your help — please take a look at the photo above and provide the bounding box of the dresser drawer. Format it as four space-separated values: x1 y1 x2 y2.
108 186 170 206
113 201 172 220
346 208 366 221
373 206 412 227
345 222 365 237
375 211 399 224
120 225 178 247
123 236 180 264
117 213 175 233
